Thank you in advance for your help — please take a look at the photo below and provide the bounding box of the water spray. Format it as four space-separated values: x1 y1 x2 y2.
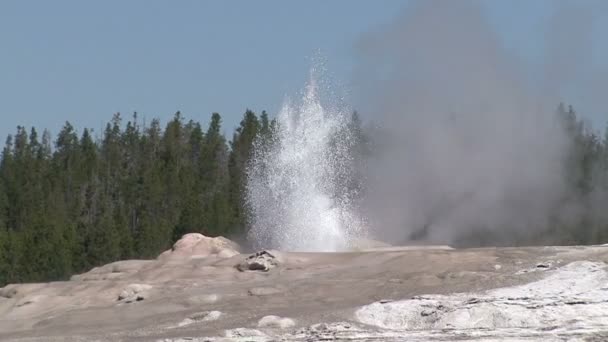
246 67 364 251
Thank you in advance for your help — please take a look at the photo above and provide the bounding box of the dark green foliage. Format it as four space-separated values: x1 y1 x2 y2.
228 110 260 231
0 111 260 286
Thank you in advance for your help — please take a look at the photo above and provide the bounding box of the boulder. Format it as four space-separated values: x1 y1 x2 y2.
118 284 152 303
237 250 280 272
158 233 240 261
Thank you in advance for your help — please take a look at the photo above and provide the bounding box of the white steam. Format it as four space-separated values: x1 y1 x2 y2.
354 0 573 244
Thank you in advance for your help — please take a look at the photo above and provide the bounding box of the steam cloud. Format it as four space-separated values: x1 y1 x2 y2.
353 0 603 245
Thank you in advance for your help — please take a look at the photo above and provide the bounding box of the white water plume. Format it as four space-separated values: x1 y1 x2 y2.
245 70 364 252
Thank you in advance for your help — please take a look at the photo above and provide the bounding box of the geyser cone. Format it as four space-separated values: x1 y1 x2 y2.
246 70 364 252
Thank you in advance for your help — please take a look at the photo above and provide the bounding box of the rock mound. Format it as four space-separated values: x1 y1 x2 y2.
158 233 240 261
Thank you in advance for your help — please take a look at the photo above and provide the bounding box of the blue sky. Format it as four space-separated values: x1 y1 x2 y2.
0 0 606 141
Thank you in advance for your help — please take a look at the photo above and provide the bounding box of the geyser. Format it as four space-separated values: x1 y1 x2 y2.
245 68 364 252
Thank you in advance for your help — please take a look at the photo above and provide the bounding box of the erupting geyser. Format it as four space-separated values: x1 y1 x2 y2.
246 68 364 252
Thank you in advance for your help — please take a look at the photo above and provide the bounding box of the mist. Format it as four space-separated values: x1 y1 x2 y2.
353 0 601 245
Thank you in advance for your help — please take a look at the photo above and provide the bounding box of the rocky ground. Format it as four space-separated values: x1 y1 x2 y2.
1 233 608 341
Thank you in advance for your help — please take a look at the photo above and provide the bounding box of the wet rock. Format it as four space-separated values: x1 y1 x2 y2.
224 328 268 338
118 284 152 303
237 250 280 272
420 309 434 317
292 322 359 341
464 297 481 305
516 261 556 275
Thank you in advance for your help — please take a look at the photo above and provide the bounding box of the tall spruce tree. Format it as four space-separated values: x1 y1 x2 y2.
228 109 260 232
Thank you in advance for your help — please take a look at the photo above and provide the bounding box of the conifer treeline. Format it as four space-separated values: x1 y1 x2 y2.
0 110 273 285
548 104 608 245
0 104 607 285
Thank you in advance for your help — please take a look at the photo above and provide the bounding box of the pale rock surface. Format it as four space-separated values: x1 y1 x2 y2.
118 283 152 303
257 315 296 329
3 242 608 341
15 295 46 308
175 310 222 327
356 261 608 332
57 234 242 288
192 310 222 321
187 293 220 304
224 328 269 338
71 260 155 281
0 285 18 299
0 283 46 300
248 287 283 296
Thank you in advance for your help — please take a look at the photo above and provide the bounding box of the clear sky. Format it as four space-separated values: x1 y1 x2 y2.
1 0 606 142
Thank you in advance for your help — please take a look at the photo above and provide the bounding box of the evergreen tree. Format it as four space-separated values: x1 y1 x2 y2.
173 120 206 241
0 181 8 285
201 113 231 236
228 109 259 231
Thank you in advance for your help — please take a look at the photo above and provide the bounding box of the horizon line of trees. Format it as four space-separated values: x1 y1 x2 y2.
0 110 278 285
0 103 607 286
